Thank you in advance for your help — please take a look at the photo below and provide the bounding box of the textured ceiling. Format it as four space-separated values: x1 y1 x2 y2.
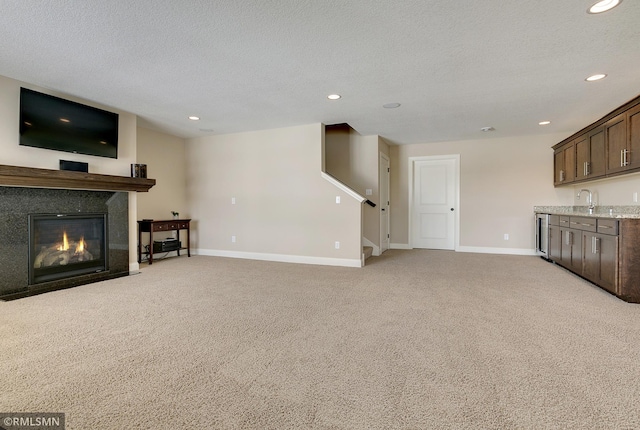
1 0 639 145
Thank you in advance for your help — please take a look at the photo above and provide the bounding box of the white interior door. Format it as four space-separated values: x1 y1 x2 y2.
380 153 390 253
411 157 458 250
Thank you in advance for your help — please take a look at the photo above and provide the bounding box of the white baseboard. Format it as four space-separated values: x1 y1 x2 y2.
195 249 363 268
389 243 536 256
456 246 537 256
129 262 140 273
390 243 412 250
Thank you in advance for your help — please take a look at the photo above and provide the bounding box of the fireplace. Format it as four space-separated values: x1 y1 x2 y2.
0 186 131 300
29 213 108 284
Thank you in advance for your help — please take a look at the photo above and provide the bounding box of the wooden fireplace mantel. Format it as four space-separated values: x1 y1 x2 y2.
0 164 156 192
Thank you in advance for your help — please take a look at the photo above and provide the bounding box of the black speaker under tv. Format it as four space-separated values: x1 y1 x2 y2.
19 87 119 159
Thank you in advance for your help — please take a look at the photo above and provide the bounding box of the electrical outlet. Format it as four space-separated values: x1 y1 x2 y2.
335 241 340 249
231 197 236 204
231 236 236 243
366 189 373 196
634 192 638 203
503 233 509 240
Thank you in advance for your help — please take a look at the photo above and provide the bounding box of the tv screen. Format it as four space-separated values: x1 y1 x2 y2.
19 87 119 159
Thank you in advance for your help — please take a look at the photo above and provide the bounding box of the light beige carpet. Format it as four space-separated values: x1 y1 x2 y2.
2 250 640 429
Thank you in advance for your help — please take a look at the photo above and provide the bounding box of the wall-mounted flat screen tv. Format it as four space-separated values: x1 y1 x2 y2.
19 87 119 159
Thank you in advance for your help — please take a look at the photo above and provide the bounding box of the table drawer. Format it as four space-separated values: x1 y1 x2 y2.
152 222 172 232
151 221 188 232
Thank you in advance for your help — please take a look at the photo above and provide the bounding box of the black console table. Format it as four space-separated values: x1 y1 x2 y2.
138 219 191 265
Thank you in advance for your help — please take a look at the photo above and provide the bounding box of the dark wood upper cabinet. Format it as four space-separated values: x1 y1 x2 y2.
605 113 628 174
575 128 605 180
554 141 575 185
587 127 606 178
552 95 640 186
626 103 640 171
575 131 606 181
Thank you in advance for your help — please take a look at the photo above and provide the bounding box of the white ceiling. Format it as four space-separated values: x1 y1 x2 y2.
1 1 639 145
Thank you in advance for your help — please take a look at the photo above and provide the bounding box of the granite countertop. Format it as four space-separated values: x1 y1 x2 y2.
533 205 640 219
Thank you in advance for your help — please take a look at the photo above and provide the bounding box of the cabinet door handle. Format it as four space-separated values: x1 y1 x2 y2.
623 148 629 166
592 236 600 254
560 170 564 182
586 161 590 176
565 231 572 246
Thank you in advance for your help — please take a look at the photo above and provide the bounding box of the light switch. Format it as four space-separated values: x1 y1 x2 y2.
336 196 341 204
366 189 372 196
231 197 236 204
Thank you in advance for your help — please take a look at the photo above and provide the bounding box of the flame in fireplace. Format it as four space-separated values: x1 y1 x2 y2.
57 231 70 251
76 236 86 254
55 232 85 253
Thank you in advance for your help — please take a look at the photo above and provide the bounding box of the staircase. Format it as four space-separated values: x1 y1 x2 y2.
363 246 373 263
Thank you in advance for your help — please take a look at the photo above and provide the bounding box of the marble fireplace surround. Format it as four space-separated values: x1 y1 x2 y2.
0 164 155 300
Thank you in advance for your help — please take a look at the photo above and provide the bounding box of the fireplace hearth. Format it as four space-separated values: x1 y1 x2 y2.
29 213 108 284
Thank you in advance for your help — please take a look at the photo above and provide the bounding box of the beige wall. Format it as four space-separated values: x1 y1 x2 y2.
324 126 351 183
136 127 187 220
325 126 381 248
568 172 640 207
0 74 141 269
390 133 574 252
186 123 363 266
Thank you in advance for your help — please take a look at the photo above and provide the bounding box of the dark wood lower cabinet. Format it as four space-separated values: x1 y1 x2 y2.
582 232 618 295
546 216 640 303
560 227 582 273
549 224 561 261
617 220 640 302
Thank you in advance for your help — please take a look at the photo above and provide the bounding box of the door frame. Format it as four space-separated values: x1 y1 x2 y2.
379 152 390 253
408 154 460 251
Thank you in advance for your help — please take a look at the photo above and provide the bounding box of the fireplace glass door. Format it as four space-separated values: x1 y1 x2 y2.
29 213 108 284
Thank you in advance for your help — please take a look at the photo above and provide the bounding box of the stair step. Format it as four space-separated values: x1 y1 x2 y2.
363 246 373 260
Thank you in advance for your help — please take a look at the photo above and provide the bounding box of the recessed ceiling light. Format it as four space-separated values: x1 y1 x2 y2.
60 118 70 123
539 121 551 125
585 74 607 82
327 94 341 100
188 116 200 121
383 103 401 109
588 0 621 14
199 128 214 133
480 126 495 132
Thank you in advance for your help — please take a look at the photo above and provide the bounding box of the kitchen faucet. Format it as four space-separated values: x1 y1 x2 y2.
577 189 595 214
